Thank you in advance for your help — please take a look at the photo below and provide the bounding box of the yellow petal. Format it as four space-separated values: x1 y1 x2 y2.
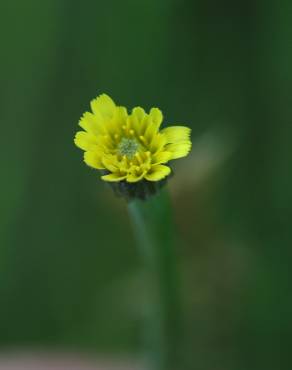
166 141 192 159
90 94 116 119
152 151 172 164
84 151 104 169
145 165 171 181
106 106 128 136
74 131 98 151
143 108 163 142
79 112 106 136
96 134 116 151
126 171 145 183
149 107 163 128
130 107 148 135
132 107 146 121
149 133 167 153
144 123 156 143
101 173 127 182
140 115 153 137
102 155 119 172
114 106 128 125
161 126 191 143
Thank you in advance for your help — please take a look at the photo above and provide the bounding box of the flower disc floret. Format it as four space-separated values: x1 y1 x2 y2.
117 138 140 158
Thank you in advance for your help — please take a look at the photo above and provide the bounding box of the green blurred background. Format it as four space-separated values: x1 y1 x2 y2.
1 0 292 369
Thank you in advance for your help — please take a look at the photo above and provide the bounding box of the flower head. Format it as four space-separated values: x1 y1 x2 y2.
74 94 191 184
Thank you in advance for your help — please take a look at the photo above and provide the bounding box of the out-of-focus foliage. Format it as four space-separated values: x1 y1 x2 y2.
0 1 291 369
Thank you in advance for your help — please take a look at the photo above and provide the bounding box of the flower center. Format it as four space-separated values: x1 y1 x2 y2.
117 137 139 158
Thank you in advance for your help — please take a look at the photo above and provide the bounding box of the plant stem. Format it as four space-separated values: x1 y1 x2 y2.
128 188 181 370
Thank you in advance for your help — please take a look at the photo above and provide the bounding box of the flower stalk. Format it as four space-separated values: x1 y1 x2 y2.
128 188 181 370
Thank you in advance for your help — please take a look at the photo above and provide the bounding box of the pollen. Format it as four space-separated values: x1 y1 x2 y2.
117 137 139 158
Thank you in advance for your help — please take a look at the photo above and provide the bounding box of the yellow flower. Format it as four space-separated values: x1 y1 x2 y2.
74 94 191 183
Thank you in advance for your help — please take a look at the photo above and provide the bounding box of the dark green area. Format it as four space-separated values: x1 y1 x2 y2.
0 1 292 369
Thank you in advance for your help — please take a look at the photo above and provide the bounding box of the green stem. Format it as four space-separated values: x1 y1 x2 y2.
128 188 181 370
